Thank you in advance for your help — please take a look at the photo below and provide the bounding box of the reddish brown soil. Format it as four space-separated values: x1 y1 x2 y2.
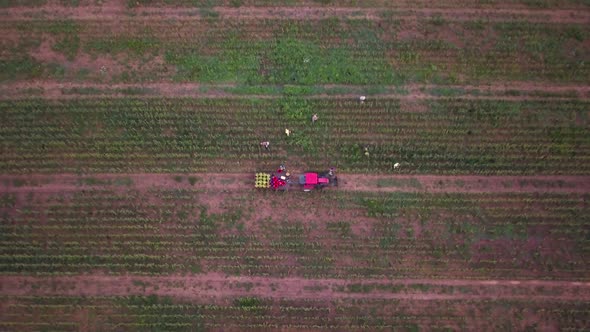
1 173 589 194
31 43 125 84
27 0 590 10
2 273 588 302
2 6 589 23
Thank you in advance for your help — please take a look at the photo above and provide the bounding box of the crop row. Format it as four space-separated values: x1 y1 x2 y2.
0 188 587 278
1 295 588 331
1 97 588 174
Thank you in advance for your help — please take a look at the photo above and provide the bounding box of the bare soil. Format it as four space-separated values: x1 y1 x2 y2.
2 273 588 302
2 6 589 23
1 173 589 194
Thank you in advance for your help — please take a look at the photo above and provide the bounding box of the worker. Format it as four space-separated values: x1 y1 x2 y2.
285 128 291 137
394 162 400 169
364 146 370 157
312 113 319 123
360 96 366 103
260 141 270 151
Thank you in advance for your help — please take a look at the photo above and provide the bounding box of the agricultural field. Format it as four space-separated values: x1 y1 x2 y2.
0 0 589 330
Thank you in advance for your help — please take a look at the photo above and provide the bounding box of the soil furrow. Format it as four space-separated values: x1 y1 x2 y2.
1 173 589 194
2 6 589 23
1 274 589 301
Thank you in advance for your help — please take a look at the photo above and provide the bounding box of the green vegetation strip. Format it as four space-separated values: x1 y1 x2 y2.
1 98 588 174
1 18 588 83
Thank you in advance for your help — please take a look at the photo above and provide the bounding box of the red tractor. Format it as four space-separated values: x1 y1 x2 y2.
255 165 337 191
298 169 338 191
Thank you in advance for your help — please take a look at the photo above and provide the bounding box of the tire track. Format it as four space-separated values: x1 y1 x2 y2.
1 173 589 194
1 274 589 301
1 6 589 23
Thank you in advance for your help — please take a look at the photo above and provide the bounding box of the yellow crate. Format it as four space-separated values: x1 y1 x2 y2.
255 173 270 188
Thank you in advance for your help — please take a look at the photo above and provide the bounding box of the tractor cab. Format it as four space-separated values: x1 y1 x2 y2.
299 168 338 192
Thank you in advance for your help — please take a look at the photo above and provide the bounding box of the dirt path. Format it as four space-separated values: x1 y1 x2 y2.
2 5 589 23
1 82 588 100
1 273 588 302
1 173 589 194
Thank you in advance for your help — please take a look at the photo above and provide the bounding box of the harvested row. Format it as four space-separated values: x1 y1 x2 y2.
0 182 588 280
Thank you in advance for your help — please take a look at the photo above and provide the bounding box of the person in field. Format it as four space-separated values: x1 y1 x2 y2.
285 128 291 137
312 114 318 123
260 141 270 151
